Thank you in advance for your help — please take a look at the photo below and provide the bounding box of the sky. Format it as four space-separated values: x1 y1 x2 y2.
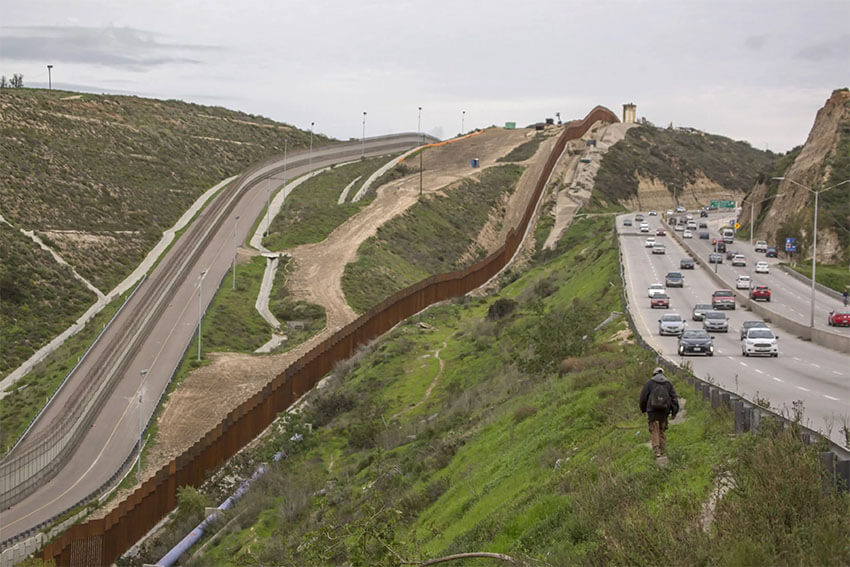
1 0 848 153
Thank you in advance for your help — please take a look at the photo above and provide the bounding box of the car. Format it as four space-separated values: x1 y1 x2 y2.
644 237 656 247
703 310 729 332
699 231 710 239
708 253 723 264
700 210 709 218
666 209 674 216
678 329 714 356
676 206 686 213
665 271 684 287
740 320 769 340
686 221 697 230
640 222 650 232
827 309 850 327
686 214 694 221
635 214 645 221
652 244 666 255
754 240 768 252
755 261 769 274
750 285 771 301
659 313 685 335
698 222 708 229
742 328 779 357
692 303 713 321
714 241 727 253
656 228 666 236
623 218 633 226
711 289 736 310
683 230 693 239
674 224 685 232
680 257 695 269
649 210 658 216
735 275 752 290
651 293 670 309
648 283 665 297
765 247 778 258
731 254 747 266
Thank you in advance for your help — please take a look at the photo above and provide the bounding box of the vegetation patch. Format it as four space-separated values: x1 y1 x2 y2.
342 164 524 312
497 133 544 162
786 261 850 294
593 125 777 204
262 156 392 251
269 257 326 349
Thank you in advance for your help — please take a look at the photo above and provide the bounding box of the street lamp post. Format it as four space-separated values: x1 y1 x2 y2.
747 193 785 247
461 110 465 135
198 270 207 361
772 177 850 328
309 122 314 168
418 106 422 144
266 178 271 236
138 368 148 483
361 111 367 158
232 216 240 289
47 65 53 90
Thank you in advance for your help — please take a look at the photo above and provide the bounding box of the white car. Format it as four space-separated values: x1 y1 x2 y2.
754 240 768 253
644 237 656 248
658 313 686 336
742 328 779 357
683 230 693 239
652 244 666 255
648 283 665 297
736 275 752 289
674 224 685 232
755 261 769 274
640 222 650 233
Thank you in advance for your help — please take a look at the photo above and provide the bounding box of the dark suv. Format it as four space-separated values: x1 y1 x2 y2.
680 257 695 269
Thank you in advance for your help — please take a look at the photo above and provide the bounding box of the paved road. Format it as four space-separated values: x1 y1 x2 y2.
618 213 849 448
0 133 429 543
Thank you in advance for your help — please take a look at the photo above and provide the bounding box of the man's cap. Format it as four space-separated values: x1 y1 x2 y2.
653 367 664 375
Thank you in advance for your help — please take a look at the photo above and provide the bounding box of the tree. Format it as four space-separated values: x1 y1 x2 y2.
0 75 7 89
10 73 24 88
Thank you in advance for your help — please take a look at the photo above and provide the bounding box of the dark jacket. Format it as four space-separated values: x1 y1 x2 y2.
639 373 679 422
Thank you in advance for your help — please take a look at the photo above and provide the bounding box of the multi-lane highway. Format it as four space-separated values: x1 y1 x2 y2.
0 133 430 544
619 212 849 448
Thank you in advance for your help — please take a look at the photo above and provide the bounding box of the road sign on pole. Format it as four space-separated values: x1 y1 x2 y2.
785 237 797 252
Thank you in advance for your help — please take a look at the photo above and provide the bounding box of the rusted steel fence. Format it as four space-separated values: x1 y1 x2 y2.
43 106 618 565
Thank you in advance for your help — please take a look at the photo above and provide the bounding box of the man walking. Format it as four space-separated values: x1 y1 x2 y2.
639 367 679 461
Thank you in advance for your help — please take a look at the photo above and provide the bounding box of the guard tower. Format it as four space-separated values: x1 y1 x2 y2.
623 103 636 123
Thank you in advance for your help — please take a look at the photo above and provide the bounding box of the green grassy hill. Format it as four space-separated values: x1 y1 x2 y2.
132 216 848 566
0 88 328 378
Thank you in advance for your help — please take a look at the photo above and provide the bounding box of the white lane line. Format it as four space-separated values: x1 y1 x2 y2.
739 361 749 367
810 363 821 369
832 370 844 376
792 357 802 362
824 395 840 401
754 368 764 374
772 377 783 382
796 386 810 392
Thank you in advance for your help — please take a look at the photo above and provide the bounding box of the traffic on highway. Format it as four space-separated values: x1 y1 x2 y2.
618 209 849 449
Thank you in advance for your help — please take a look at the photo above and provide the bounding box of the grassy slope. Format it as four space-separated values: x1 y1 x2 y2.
593 125 777 205
0 88 328 375
342 164 524 313
262 156 391 251
165 216 848 567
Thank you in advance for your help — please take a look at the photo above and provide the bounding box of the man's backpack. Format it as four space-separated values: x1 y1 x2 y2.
648 382 671 412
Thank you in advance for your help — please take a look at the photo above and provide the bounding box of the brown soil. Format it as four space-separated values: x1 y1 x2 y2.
105 126 540 510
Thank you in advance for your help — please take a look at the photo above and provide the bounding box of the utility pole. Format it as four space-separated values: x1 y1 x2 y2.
418 106 422 144
309 122 314 167
138 369 148 484
232 216 240 289
47 65 53 90
461 110 465 134
362 111 367 158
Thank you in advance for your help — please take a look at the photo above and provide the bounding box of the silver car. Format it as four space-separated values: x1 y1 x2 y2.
692 303 713 321
703 310 729 333
659 313 686 336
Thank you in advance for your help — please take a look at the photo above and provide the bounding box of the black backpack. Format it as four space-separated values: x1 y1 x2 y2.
648 382 671 412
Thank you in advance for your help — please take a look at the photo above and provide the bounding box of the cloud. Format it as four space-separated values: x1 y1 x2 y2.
795 34 850 61
0 25 218 71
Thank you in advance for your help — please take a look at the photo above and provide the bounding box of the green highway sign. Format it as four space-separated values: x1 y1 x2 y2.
710 199 735 208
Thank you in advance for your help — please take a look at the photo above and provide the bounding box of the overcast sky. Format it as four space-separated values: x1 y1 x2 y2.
1 0 847 152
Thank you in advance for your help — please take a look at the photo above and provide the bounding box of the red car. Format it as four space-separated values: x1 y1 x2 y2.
656 228 666 236
750 285 771 302
711 289 736 310
828 309 850 326
650 293 670 309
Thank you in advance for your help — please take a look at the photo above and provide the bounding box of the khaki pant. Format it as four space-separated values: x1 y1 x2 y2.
649 419 668 457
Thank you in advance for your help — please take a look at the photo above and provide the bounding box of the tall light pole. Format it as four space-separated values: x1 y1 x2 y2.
232 216 240 289
773 177 850 328
747 193 785 247
198 270 207 361
361 111 367 158
47 65 53 90
461 110 465 135
266 178 271 237
309 122 314 168
418 106 422 144
137 369 148 483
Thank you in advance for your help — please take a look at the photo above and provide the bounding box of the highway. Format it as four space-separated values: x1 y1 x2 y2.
0 133 430 544
618 212 849 449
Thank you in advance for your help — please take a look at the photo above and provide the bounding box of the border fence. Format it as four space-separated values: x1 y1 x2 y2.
40 107 619 565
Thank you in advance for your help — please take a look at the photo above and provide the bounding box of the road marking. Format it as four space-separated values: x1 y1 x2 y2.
810 363 821 369
793 357 802 362
832 370 843 376
796 386 810 392
754 368 764 374
739 361 748 367
772 377 783 382
824 395 840 401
